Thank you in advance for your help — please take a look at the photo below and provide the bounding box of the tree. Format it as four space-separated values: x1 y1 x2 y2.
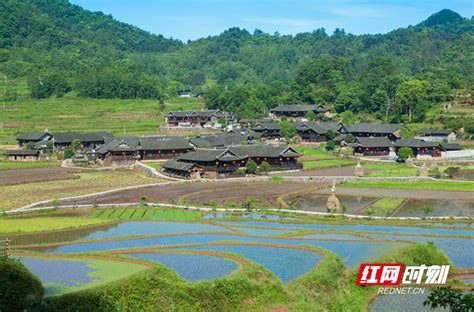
326 140 336 151
259 161 271 174
344 133 355 143
395 79 429 121
63 148 74 159
326 129 336 140
71 139 82 151
246 160 257 174
0 257 43 312
279 120 297 142
424 287 474 312
397 147 413 160
304 111 316 121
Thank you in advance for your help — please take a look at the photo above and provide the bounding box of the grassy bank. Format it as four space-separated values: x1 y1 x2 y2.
302 159 356 169
290 243 452 311
363 163 419 177
0 97 204 145
42 241 452 311
364 198 405 216
341 180 474 192
0 161 58 170
0 217 111 234
45 263 288 311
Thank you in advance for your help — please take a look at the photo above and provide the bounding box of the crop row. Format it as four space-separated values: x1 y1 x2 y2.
90 208 202 221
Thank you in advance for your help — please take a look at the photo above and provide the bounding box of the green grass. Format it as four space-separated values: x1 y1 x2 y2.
0 161 58 170
341 180 474 192
363 163 419 177
302 159 356 169
90 208 202 221
0 217 110 234
0 97 204 145
46 262 288 311
364 198 405 216
295 146 335 159
41 257 148 297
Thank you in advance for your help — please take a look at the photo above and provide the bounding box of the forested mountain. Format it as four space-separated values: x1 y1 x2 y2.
0 0 473 124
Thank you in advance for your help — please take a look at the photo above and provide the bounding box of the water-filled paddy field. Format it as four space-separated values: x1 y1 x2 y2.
8 210 473 309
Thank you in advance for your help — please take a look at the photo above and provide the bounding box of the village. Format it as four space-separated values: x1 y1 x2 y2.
4 103 472 180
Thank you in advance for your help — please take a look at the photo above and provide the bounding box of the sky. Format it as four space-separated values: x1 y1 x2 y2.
70 0 473 41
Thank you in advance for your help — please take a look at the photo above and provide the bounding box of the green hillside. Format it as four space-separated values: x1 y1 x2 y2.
0 1 473 125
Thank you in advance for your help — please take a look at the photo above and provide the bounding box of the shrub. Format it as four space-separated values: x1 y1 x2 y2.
326 129 336 140
63 148 74 159
246 160 257 174
397 146 413 160
343 133 355 143
71 139 82 151
259 161 271 174
0 257 43 312
325 140 336 151
270 175 284 184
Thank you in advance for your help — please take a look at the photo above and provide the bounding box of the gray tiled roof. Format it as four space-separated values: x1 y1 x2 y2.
162 159 197 172
394 139 441 148
419 129 454 136
270 104 327 113
140 137 191 151
167 110 231 118
5 149 40 156
293 121 341 134
53 132 113 144
440 143 462 151
16 132 50 141
189 133 250 148
355 137 392 148
178 145 301 162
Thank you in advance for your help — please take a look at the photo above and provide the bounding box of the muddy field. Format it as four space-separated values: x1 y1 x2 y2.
0 167 81 185
54 181 321 207
318 187 474 200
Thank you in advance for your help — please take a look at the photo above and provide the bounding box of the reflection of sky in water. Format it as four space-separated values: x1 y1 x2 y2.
180 245 322 282
394 199 474 217
17 257 96 286
233 227 294 236
217 221 474 236
369 291 448 312
367 234 474 268
299 233 368 241
43 234 406 268
78 221 228 240
126 253 237 281
203 213 295 220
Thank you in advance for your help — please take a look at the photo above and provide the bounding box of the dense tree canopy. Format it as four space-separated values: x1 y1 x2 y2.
0 257 44 312
0 1 472 123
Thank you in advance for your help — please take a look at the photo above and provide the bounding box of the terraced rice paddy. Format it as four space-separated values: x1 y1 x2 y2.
369 291 449 312
90 208 202 221
16 256 148 297
125 253 239 281
9 214 473 303
181 245 322 282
